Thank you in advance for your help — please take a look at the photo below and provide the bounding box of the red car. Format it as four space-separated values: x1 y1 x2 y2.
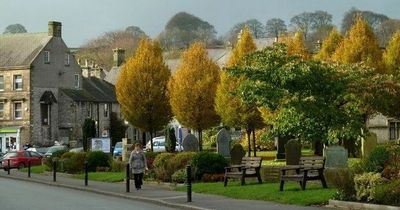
2 150 43 171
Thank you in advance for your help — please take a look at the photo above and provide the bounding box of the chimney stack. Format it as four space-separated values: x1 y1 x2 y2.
113 48 125 67
48 21 62 37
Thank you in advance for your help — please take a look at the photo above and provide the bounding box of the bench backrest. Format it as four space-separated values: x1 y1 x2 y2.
241 157 262 168
299 156 325 169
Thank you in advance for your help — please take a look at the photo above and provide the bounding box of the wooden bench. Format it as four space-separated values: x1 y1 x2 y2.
224 157 262 187
279 156 327 191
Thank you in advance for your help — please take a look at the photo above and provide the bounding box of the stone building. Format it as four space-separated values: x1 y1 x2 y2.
0 21 121 152
367 114 400 143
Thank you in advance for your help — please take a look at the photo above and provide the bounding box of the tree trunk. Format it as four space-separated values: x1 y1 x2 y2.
246 129 251 157
150 132 154 152
252 128 257 157
198 129 203 151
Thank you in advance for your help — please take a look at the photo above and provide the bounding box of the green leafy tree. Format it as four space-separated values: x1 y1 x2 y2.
168 42 220 151
3 24 27 34
216 26 263 156
116 38 172 151
82 118 96 152
109 112 127 147
341 8 389 34
383 31 400 74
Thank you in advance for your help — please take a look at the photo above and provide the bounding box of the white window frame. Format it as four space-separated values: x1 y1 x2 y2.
64 53 70 66
13 75 23 91
74 74 79 88
0 75 4 91
44 51 50 64
14 102 22 120
0 102 4 119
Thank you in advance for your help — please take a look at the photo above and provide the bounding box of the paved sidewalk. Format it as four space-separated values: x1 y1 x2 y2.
0 169 330 210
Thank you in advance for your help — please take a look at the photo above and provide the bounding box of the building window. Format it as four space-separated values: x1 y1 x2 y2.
44 51 50 64
13 75 23 90
87 103 92 118
14 102 22 120
104 104 109 118
0 75 4 91
41 104 50 125
0 102 4 119
64 53 70 66
74 74 79 88
389 122 400 140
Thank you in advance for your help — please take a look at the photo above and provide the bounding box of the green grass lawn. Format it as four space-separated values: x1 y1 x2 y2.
19 165 48 174
72 172 125 182
176 181 336 206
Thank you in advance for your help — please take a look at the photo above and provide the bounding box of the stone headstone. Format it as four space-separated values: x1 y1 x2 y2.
182 134 199 151
217 128 231 158
324 146 348 168
230 144 246 165
276 135 291 159
285 139 302 165
362 132 377 157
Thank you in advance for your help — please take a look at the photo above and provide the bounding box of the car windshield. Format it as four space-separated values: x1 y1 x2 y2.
115 142 122 148
3 152 18 158
47 146 65 153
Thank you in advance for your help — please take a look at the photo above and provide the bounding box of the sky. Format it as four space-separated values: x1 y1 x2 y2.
1 0 400 47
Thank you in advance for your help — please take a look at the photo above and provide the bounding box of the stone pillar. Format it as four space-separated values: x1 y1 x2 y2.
113 48 125 67
48 21 62 37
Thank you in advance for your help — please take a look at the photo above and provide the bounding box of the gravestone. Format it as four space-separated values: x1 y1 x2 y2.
230 144 246 165
182 134 199 151
276 135 291 159
323 146 348 168
285 139 302 165
362 132 377 157
217 128 231 158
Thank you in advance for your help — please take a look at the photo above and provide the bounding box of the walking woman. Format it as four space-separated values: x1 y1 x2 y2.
129 143 148 190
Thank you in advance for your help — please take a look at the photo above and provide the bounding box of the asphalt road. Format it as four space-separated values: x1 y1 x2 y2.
0 178 174 210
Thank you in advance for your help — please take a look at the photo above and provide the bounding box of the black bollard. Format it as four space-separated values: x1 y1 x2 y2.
84 161 88 186
126 163 130 192
186 165 192 202
28 160 31 178
53 160 57 182
7 159 10 175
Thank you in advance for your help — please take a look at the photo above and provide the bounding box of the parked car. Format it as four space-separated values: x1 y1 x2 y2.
113 142 122 157
146 136 182 152
0 152 4 167
2 151 43 171
69 147 84 153
44 145 67 157
27 147 49 156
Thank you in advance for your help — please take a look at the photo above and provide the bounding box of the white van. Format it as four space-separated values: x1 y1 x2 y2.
146 136 182 152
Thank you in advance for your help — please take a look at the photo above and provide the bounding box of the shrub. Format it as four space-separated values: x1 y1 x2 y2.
109 159 125 172
153 153 176 181
86 151 110 172
191 152 228 180
202 173 225 182
363 146 389 173
354 172 385 202
145 151 160 170
168 152 196 172
63 152 86 174
325 168 356 201
171 169 187 183
375 179 400 206
43 149 68 170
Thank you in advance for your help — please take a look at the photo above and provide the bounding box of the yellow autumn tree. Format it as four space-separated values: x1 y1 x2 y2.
168 42 220 151
281 31 310 60
115 38 172 151
314 28 343 61
333 17 384 73
215 26 264 157
383 31 400 75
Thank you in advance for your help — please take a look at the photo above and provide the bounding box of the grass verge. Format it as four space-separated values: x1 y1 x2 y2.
72 172 125 182
19 165 48 174
176 181 336 206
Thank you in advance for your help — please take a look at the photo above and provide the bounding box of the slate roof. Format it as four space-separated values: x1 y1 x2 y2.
0 32 51 67
61 77 117 103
